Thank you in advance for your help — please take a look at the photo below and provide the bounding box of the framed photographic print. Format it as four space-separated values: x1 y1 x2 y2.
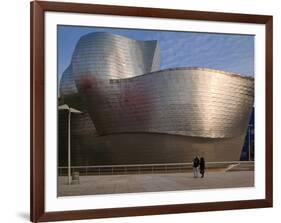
30 1 273 222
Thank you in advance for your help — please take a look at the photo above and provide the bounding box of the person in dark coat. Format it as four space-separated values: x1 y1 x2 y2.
192 156 200 178
199 157 205 178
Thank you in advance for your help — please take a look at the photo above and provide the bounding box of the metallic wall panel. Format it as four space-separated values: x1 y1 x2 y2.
72 32 160 80
59 32 254 164
58 123 246 165
77 67 254 138
60 64 77 97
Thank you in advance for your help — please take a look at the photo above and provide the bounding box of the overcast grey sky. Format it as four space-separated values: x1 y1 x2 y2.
58 25 254 79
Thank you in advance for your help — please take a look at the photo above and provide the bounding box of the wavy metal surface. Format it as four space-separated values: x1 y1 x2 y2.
59 32 254 164
60 64 77 97
61 32 254 139
72 32 160 81
75 68 254 138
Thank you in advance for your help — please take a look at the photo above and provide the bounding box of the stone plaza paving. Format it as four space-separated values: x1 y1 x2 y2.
58 171 254 196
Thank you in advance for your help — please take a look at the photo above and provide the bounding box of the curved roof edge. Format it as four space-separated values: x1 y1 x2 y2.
78 31 158 44
113 66 254 81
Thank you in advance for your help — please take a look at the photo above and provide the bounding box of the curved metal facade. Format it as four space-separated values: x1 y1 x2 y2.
60 64 77 97
72 32 160 80
59 32 254 165
76 68 253 138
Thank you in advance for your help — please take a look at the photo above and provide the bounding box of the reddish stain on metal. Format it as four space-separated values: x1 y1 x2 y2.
80 74 96 91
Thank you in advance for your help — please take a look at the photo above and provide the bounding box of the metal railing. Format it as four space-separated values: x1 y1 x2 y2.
58 161 254 176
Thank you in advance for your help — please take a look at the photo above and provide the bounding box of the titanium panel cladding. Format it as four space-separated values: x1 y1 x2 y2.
79 68 254 138
59 32 254 164
72 32 160 80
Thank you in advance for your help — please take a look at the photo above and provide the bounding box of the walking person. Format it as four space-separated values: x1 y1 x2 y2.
192 156 200 178
199 157 205 178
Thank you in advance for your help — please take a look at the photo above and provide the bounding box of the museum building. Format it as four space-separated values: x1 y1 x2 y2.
58 32 254 166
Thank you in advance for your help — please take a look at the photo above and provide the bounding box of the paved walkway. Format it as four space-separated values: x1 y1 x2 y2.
58 171 254 196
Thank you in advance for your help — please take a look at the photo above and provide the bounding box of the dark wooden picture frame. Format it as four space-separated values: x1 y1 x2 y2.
30 1 273 222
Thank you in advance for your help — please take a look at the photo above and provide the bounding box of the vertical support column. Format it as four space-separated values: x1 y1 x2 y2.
248 126 251 161
68 110 72 185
